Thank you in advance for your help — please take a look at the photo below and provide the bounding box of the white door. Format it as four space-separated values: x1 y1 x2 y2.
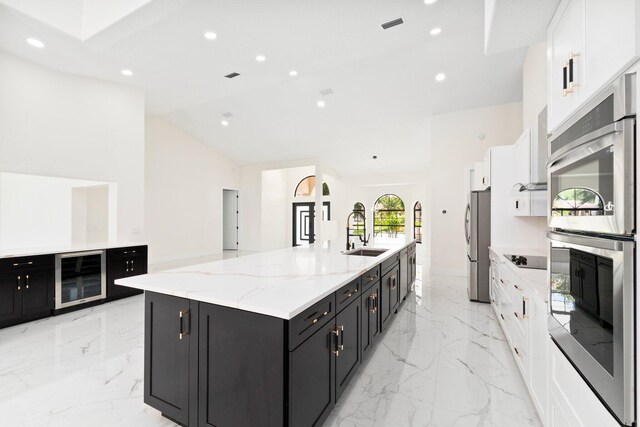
223 189 238 250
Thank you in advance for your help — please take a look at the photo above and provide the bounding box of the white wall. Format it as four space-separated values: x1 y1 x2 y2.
0 52 145 245
145 116 240 265
430 102 523 276
523 42 548 135
0 172 112 249
260 168 289 250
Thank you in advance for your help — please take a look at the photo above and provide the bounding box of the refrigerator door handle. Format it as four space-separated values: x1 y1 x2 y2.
464 203 471 244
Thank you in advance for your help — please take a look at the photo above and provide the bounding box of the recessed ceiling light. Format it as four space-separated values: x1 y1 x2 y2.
317 100 326 108
289 70 298 76
27 38 45 48
435 73 446 82
204 31 217 40
221 120 229 126
430 27 442 36
424 0 437 4
121 69 133 76
256 55 266 62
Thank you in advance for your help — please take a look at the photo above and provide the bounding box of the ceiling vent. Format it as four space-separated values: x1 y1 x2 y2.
319 88 333 96
222 112 233 118
381 17 404 30
225 72 240 79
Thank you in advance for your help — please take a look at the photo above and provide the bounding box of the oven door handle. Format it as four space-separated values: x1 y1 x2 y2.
547 121 622 168
547 231 626 251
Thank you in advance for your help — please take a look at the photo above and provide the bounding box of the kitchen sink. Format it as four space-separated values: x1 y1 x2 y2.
344 248 388 257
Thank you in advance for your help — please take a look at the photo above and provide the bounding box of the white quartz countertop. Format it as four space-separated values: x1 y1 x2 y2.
489 246 548 300
116 239 416 320
0 241 147 259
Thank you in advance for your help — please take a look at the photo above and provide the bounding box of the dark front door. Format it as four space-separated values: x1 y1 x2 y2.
292 202 331 246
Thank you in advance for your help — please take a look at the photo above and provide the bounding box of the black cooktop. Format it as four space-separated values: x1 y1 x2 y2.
503 254 547 270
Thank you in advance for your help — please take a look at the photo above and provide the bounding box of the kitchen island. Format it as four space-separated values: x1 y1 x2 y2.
116 240 417 427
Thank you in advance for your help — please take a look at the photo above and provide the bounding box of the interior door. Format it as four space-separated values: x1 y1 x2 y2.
223 189 238 250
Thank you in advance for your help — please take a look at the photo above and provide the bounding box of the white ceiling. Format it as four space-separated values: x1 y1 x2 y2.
0 0 530 176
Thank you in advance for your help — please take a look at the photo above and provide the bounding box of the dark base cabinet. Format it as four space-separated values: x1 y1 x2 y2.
0 255 54 329
107 246 147 301
144 245 414 427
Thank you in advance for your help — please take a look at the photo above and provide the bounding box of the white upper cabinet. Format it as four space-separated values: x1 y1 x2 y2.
509 129 546 217
513 128 532 187
548 0 585 132
482 149 492 189
548 0 639 132
472 161 486 191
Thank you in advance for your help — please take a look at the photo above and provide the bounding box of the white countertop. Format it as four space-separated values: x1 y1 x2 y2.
0 241 147 259
116 239 416 320
489 246 548 300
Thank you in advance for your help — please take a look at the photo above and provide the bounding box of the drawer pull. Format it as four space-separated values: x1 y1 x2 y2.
12 261 34 267
513 284 522 291
514 347 520 356
500 279 504 284
514 311 519 319
342 288 358 300
123 250 137 254
500 313 504 320
305 311 328 324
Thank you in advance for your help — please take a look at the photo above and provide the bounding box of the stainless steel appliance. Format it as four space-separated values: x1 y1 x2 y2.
548 231 634 425
547 73 635 236
55 250 106 310
547 73 636 426
503 254 547 270
465 190 490 303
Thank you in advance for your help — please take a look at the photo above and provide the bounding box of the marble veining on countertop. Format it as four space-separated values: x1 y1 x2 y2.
489 246 548 299
116 239 416 320
0 241 147 259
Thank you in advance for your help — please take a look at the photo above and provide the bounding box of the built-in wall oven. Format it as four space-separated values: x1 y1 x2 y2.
55 250 106 310
548 73 635 236
547 73 636 426
548 231 634 425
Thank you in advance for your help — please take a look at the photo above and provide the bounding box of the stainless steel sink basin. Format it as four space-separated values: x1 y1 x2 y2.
344 248 388 257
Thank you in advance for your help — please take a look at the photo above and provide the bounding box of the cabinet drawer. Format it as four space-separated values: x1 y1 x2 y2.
289 293 336 350
361 266 380 291
108 245 148 260
0 254 54 274
381 254 399 275
336 277 360 313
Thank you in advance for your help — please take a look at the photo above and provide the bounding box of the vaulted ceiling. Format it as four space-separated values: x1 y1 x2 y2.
0 0 532 175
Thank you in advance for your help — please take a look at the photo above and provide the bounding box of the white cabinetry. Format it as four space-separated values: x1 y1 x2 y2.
482 149 492 189
510 128 547 217
548 0 640 132
489 249 547 423
473 161 485 191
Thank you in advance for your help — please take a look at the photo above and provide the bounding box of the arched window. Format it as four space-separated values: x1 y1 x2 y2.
350 202 366 237
551 188 605 217
413 201 422 243
373 194 405 239
294 175 330 197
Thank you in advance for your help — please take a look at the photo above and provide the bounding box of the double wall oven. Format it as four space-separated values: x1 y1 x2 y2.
547 73 636 426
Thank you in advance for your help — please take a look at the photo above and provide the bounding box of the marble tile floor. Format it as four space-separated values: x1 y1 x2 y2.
0 271 540 427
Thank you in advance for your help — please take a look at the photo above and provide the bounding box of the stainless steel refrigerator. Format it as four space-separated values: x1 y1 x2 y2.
464 190 491 303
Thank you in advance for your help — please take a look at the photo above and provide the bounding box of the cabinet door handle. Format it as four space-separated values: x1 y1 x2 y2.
514 347 520 356
562 64 568 96
500 313 505 320
514 284 522 291
179 310 190 340
17 275 21 291
332 325 343 356
568 52 579 89
130 260 134 272
514 311 519 319
523 297 529 318
25 275 29 289
390 276 397 289
125 260 130 273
